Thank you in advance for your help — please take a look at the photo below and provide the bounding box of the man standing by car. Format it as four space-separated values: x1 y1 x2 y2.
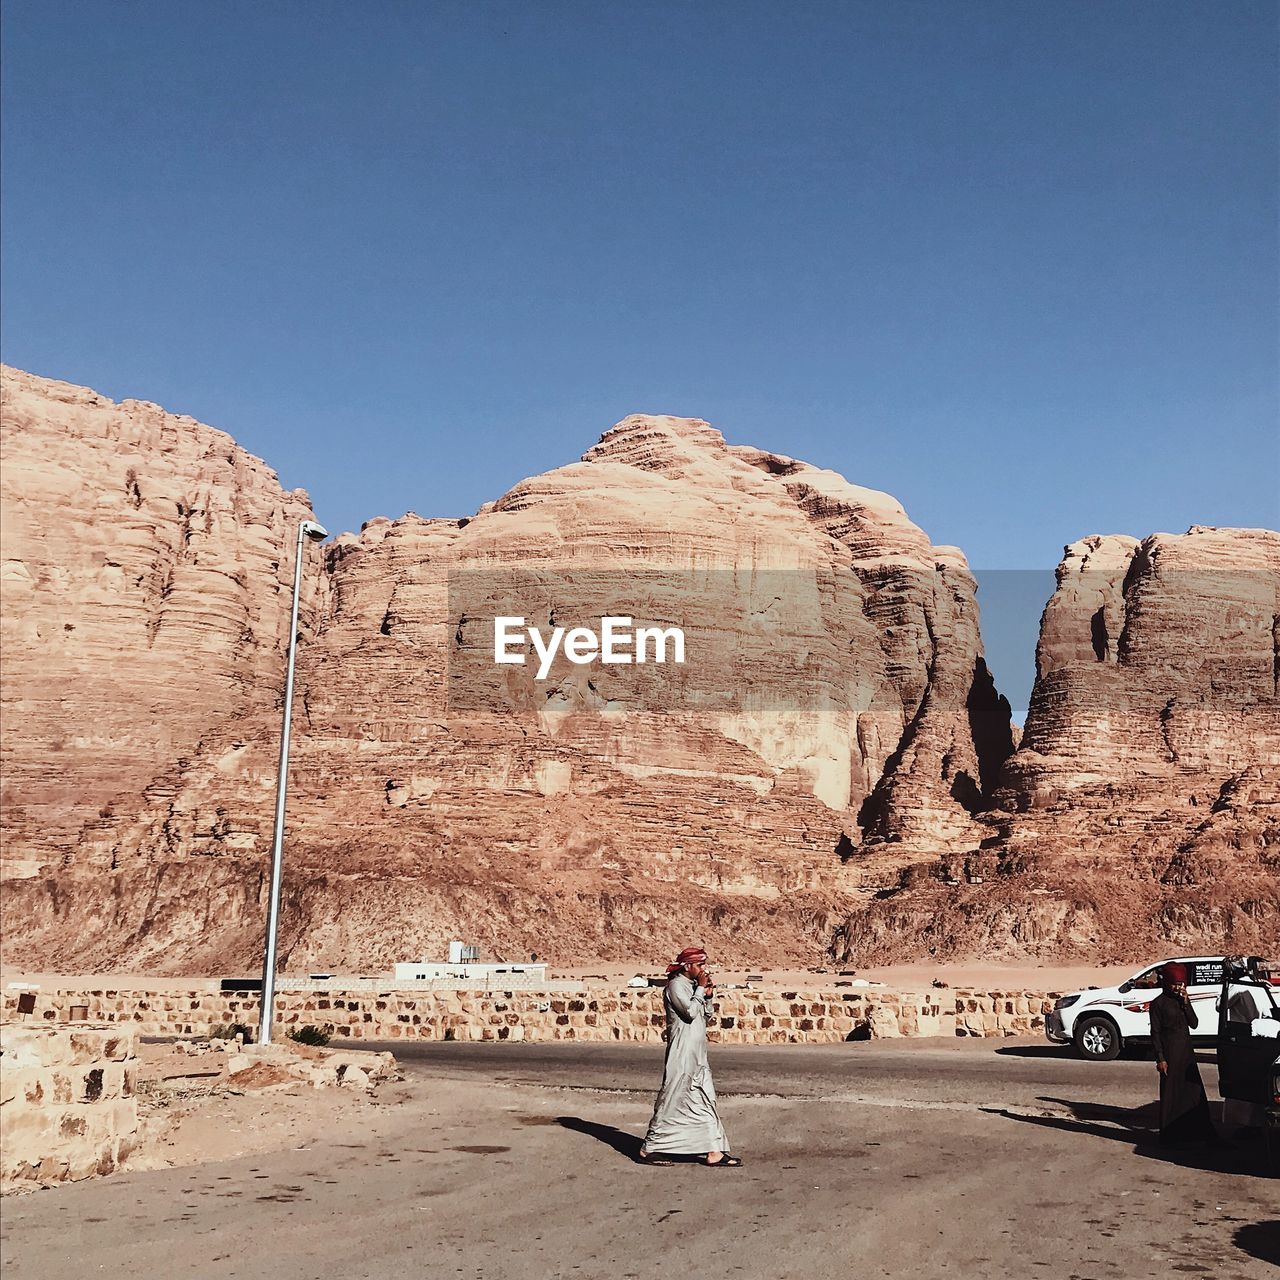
1150 962 1217 1146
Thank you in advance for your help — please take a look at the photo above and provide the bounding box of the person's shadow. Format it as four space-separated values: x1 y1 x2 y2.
984 1096 1268 1176
556 1116 712 1165
1234 1222 1280 1268
557 1116 643 1161
1038 1095 1160 1130
980 1098 1156 1150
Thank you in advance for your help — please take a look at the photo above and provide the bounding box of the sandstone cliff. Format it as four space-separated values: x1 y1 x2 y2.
0 365 323 882
3 366 1275 972
836 527 1280 963
2 377 1012 972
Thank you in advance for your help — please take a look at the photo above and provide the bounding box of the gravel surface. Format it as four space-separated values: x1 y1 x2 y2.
4 1039 1276 1279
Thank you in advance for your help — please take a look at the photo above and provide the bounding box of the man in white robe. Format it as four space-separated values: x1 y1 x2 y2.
639 946 742 1167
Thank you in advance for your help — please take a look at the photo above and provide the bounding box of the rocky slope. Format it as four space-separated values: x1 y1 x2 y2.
1 372 1013 971
3 366 1275 971
0 366 323 880
836 527 1280 963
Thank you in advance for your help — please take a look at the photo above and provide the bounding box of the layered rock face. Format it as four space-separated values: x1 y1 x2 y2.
4 365 1274 972
0 365 322 876
2 375 1012 972
837 527 1280 963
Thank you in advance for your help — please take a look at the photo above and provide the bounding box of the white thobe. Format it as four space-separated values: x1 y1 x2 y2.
642 974 730 1155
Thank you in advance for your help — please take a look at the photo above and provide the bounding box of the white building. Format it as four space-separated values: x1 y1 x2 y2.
393 940 547 984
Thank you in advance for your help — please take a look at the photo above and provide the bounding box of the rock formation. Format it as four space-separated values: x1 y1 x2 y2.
2 371 1013 971
0 366 322 884
2 365 1275 972
836 527 1280 963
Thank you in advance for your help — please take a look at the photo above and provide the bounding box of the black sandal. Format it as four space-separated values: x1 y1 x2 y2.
637 1150 674 1166
702 1154 743 1168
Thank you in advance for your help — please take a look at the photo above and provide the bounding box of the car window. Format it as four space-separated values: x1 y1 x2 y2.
1226 989 1262 1022
1189 960 1225 986
1130 968 1162 989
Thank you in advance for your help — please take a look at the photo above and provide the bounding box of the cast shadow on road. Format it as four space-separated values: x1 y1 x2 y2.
557 1116 643 1162
994 1044 1216 1067
992 1045 1076 1060
1038 1095 1160 1129
1234 1222 1280 1268
983 1098 1271 1177
556 1116 716 1166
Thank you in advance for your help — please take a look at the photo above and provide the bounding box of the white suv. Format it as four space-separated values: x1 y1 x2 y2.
1046 956 1260 1061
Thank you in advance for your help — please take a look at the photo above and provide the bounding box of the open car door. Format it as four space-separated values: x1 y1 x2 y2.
1216 956 1280 1106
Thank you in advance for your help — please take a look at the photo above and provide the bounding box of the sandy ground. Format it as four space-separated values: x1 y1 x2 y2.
1 961 1135 993
121 1038 400 1172
133 1073 399 1172
3 1039 1276 1279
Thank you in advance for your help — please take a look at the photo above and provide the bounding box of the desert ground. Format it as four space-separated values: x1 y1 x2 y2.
3 1038 1275 1280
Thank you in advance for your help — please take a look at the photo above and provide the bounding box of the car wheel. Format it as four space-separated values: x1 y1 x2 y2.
1074 1015 1122 1061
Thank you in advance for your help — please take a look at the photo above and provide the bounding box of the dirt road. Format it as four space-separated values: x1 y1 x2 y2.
3 1039 1276 1279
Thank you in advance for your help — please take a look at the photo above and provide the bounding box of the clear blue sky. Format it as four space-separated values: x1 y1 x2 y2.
3 2 1276 715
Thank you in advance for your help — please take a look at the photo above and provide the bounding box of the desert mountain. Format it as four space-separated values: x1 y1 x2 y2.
839 527 1280 962
1 366 1275 971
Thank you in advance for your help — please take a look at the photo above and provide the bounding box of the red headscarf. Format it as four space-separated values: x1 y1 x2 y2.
1162 962 1187 986
667 946 708 975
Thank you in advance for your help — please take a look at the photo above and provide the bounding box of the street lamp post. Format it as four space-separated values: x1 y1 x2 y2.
259 517 328 1045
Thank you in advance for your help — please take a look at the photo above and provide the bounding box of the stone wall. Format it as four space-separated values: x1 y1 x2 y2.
2 988 1058 1045
953 991 1058 1037
1 1024 139 1189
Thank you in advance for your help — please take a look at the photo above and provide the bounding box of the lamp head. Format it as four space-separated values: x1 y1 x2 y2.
302 520 329 541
